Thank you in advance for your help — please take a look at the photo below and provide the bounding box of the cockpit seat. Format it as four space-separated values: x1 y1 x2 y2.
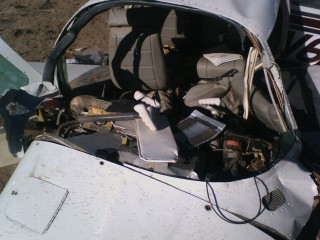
184 56 245 114
161 10 186 48
108 7 171 91
108 7 179 163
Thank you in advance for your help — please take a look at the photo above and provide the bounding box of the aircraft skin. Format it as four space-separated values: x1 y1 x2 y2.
284 2 320 65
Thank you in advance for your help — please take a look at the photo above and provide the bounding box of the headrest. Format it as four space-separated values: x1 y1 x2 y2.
108 8 129 27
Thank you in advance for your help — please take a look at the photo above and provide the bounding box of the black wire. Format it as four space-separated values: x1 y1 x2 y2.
123 163 267 225
57 120 79 136
124 163 267 224
64 123 81 137
122 164 208 202
122 162 286 238
205 176 266 224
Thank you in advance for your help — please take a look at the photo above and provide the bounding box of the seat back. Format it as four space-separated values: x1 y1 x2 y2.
161 10 186 48
108 7 170 91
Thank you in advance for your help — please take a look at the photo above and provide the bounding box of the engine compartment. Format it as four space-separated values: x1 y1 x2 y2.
23 84 283 182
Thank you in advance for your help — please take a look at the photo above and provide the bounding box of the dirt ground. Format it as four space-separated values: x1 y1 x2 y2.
0 0 109 191
0 0 108 62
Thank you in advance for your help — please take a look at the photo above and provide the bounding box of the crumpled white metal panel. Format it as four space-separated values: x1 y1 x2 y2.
307 65 320 94
126 141 318 239
0 141 275 239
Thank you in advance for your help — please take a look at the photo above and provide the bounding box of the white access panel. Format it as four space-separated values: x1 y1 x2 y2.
6 177 68 234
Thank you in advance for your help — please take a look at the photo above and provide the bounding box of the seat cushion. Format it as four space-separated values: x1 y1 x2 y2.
184 78 230 107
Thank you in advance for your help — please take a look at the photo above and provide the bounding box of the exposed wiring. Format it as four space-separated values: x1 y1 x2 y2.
124 163 267 225
243 47 259 119
57 120 79 136
56 108 66 125
266 69 284 112
64 123 82 137
205 176 266 224
263 68 287 132
121 164 287 238
245 30 263 56
245 29 287 132
123 164 208 202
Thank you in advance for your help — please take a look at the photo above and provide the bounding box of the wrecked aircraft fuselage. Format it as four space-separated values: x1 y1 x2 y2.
0 0 318 239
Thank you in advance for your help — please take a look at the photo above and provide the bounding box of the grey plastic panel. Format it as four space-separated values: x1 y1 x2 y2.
136 115 178 162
